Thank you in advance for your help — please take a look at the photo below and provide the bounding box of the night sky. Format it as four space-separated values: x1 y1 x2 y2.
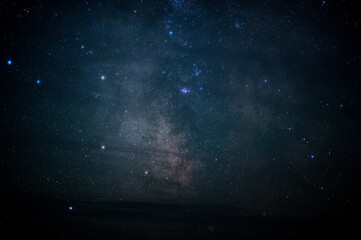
1 0 361 217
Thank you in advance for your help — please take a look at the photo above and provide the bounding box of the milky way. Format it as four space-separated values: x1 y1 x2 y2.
1 0 361 216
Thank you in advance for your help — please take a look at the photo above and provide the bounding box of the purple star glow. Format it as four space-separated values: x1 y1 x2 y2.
180 87 191 94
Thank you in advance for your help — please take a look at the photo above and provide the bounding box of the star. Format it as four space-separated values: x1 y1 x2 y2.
36 79 41 84
101 145 105 150
101 75 105 80
180 87 191 94
69 206 73 210
144 170 148 175
169 31 173 35
7 60 12 65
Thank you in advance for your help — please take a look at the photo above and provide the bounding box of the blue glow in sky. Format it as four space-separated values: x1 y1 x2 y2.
180 87 191 94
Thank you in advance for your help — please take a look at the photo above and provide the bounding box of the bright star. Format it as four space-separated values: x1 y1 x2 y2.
101 145 105 150
7 60 12 65
36 80 41 84
101 75 105 80
145 170 148 175
180 87 191 94
69 206 73 210
169 31 173 35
